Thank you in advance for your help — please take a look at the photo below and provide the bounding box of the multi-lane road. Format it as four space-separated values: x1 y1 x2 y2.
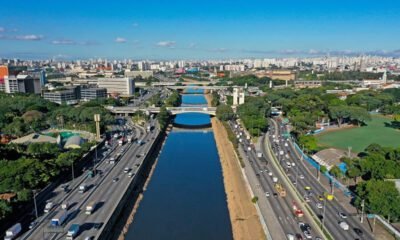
20 119 159 240
268 117 373 240
229 120 324 240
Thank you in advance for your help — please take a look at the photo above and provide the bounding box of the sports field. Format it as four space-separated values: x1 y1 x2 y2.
316 115 400 153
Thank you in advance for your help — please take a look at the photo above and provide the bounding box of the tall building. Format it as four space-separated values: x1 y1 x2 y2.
80 87 107 102
0 66 8 92
97 77 135 97
43 86 81 105
233 87 245 106
4 74 41 94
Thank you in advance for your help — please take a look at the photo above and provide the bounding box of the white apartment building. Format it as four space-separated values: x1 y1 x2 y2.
97 77 135 96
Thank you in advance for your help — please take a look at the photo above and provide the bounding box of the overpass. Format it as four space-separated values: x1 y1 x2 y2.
106 106 217 116
167 85 229 90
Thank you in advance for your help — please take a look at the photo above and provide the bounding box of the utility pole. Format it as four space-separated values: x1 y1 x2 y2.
361 199 365 223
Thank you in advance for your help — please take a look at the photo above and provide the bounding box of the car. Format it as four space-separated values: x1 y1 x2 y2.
286 233 295 240
303 230 312 239
339 221 349 230
268 172 273 176
318 195 324 201
303 223 311 232
338 212 347 219
93 222 103 230
304 186 311 190
256 173 260 177
316 202 323 209
354 228 363 236
299 175 304 179
112 177 119 182
298 222 305 230
265 192 270 197
84 237 94 240
124 167 131 173
295 233 303 240
315 237 322 240
273 193 278 197
29 221 37 229
304 196 310 202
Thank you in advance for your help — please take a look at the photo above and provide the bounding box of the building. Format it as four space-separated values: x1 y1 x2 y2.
4 74 42 94
97 77 135 97
294 80 322 89
80 87 107 102
124 70 153 79
64 135 84 149
233 87 245 106
43 86 80 105
0 66 8 92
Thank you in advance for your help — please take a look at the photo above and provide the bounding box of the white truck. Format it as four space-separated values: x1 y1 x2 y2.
66 224 80 240
51 211 68 227
78 184 87 193
127 136 132 143
4 223 21 240
85 201 96 215
44 202 54 213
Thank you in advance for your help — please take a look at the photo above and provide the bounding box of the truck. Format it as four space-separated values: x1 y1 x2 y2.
292 201 304 218
127 136 132 143
272 177 278 183
4 223 21 240
85 201 96 215
78 184 87 193
66 224 80 240
118 138 124 146
274 183 286 197
44 202 54 213
51 211 68 227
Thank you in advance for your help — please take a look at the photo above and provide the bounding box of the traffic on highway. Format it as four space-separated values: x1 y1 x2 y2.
17 118 159 240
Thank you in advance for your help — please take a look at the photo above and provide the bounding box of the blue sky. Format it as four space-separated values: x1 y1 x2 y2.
1 0 399 60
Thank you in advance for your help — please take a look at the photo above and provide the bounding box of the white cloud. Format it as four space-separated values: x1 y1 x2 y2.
188 43 197 48
156 41 176 48
51 39 76 45
132 22 139 27
115 37 127 43
15 35 43 41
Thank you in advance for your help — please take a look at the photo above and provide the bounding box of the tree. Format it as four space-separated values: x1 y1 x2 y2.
329 165 343 178
355 180 400 221
298 135 318 153
348 106 371 126
329 105 350 127
216 104 234 121
156 106 169 129
0 200 12 220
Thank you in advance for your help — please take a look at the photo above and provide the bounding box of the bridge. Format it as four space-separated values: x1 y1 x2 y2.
167 85 229 90
106 106 217 116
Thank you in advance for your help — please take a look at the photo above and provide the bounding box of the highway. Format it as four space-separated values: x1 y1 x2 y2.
21 119 159 240
228 121 324 240
269 117 374 240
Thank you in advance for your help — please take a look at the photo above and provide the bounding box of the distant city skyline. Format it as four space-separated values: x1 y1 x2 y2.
1 0 400 60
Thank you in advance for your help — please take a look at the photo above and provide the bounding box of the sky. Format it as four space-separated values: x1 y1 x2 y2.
0 0 400 60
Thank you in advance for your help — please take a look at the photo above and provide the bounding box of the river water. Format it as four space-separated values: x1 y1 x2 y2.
125 90 232 240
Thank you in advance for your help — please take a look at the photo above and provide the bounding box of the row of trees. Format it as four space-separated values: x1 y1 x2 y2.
0 92 115 137
327 144 400 222
0 141 95 221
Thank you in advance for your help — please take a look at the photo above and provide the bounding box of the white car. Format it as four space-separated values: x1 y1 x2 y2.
316 202 323 209
303 230 312 239
339 212 348 219
268 172 273 176
286 234 294 240
265 192 270 197
299 175 304 179
339 221 349 230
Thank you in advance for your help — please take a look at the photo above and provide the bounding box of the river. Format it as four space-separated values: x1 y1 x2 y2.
125 90 233 240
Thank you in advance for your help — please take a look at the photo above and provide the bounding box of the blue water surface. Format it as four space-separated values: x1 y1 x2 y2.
125 131 232 240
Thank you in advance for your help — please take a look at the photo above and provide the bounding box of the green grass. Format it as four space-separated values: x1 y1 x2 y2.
316 115 400 153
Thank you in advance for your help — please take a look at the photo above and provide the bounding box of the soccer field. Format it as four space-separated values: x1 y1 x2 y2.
316 115 400 153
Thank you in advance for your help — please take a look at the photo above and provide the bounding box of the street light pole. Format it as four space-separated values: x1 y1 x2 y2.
71 161 75 181
33 190 38 219
321 198 327 228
